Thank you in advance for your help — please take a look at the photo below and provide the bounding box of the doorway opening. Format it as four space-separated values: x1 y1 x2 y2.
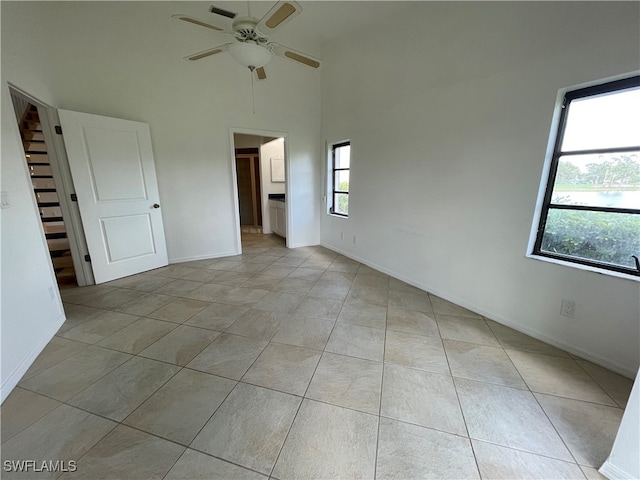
9 87 168 288
231 131 288 251
235 148 263 233
10 93 78 287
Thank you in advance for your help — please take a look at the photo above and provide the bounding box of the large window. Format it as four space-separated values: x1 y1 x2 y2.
533 76 640 277
330 141 350 216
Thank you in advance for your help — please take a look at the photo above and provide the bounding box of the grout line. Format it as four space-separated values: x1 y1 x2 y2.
469 437 587 467
266 386 306 478
531 391 582 466
373 312 388 480
14 235 626 478
574 358 623 407
443 342 473 440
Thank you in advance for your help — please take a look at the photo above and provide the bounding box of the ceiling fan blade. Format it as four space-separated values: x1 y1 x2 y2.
257 1 302 34
172 14 225 32
269 43 321 69
184 44 231 61
256 67 267 80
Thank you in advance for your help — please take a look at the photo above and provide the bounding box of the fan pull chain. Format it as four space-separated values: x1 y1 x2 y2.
250 67 256 114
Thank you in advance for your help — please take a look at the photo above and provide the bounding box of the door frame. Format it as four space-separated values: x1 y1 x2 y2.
8 84 94 286
228 127 290 253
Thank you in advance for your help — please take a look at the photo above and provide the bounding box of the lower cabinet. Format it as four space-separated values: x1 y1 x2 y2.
269 200 286 238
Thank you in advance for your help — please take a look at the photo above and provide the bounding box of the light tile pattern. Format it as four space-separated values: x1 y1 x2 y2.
61 424 184 479
377 417 479 479
2 233 630 479
306 351 383 414
272 399 378 479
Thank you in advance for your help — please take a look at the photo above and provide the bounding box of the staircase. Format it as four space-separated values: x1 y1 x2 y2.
20 105 77 285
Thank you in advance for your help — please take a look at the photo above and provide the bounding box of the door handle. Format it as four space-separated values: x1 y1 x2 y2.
152 203 160 209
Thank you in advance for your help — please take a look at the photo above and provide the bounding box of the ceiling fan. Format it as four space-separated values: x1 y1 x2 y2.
173 1 321 80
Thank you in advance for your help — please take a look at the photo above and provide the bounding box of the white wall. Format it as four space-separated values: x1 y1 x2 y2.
0 1 321 399
1 1 321 262
600 369 640 480
320 2 640 376
260 138 286 233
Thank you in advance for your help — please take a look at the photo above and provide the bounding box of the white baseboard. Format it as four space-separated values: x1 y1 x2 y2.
1 312 66 403
321 242 636 379
599 458 635 480
288 241 320 249
168 250 239 264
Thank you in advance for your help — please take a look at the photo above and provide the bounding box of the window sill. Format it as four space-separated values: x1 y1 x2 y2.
526 253 640 282
327 212 348 219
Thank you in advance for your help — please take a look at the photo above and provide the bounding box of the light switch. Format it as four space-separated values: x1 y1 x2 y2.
1 191 10 209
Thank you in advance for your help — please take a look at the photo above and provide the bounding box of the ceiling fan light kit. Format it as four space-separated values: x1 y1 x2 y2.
228 42 271 69
173 1 320 80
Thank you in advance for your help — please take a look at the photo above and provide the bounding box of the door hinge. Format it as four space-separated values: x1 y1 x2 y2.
70 193 77 202
55 125 63 135
84 254 91 262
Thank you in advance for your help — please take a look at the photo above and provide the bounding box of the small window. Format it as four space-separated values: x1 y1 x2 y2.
533 76 640 277
330 141 350 216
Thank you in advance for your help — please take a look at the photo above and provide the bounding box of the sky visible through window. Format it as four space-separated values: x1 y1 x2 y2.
553 87 640 210
562 88 640 150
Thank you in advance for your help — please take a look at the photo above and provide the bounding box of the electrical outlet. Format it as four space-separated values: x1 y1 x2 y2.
560 299 576 318
353 235 357 244
340 232 344 240
48 286 55 300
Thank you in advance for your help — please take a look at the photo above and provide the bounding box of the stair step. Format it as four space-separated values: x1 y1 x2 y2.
22 131 45 142
43 221 67 235
36 191 59 204
47 237 70 252
40 206 63 219
26 153 49 164
52 256 74 269
24 142 47 152
46 232 68 240
22 121 41 130
42 228 67 240
56 268 76 281
29 165 53 176
32 178 56 189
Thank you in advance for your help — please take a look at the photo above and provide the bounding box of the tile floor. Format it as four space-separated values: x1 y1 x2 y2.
2 233 634 479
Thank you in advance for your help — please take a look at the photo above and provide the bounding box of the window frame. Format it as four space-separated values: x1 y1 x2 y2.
330 141 351 217
532 75 640 278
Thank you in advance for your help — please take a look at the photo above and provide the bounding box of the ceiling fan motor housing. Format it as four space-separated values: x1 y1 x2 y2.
232 17 268 44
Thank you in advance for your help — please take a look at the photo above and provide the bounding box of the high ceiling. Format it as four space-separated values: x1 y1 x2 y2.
170 1 412 49
2 1 414 77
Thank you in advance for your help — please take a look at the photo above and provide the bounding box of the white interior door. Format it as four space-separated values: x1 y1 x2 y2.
58 110 168 284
